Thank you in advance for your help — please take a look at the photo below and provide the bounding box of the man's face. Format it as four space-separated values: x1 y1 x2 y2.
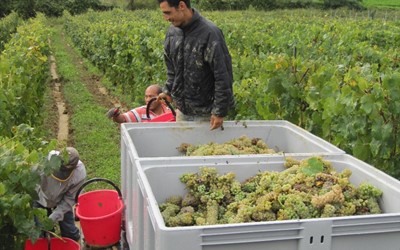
159 1 185 27
145 87 160 111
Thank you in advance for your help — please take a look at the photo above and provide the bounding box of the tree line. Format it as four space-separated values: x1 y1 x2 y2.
0 0 110 19
1 0 366 19
193 0 364 10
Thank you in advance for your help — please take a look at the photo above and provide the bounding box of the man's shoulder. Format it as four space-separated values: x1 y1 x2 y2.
166 25 183 37
132 106 147 113
73 161 87 181
190 16 222 41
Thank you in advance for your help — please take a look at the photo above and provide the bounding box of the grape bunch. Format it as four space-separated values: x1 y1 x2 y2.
159 156 383 227
177 135 277 156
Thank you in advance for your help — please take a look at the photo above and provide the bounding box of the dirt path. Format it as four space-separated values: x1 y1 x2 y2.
49 30 128 145
49 28 125 250
60 31 124 109
49 55 69 143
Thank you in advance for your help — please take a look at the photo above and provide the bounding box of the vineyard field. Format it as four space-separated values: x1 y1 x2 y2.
62 8 400 178
363 0 400 8
1 7 400 246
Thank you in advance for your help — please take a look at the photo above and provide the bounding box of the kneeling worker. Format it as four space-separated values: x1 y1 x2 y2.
35 147 86 241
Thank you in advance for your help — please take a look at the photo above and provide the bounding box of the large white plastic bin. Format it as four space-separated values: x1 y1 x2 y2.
119 120 345 247
127 154 400 250
121 120 344 159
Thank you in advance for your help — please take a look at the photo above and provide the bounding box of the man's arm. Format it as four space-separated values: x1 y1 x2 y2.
163 32 176 97
49 178 85 222
207 31 234 130
208 30 234 118
163 57 175 95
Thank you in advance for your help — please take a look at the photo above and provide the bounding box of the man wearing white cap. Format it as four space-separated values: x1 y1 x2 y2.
35 147 86 241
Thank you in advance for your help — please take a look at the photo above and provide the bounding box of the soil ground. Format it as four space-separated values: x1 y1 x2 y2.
48 27 128 250
48 31 126 146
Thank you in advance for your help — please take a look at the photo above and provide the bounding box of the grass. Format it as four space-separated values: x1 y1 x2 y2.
363 0 400 8
48 20 122 187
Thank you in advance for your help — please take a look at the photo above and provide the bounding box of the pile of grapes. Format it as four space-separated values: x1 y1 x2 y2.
177 135 277 156
159 156 383 227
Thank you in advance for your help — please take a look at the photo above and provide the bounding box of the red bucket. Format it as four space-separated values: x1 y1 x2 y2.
25 237 80 250
75 179 124 247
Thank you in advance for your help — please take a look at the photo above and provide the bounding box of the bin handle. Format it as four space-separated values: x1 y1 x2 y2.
146 97 176 119
74 178 122 204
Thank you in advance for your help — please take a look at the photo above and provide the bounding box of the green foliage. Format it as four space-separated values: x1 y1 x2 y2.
65 0 104 15
192 0 248 10
62 9 400 178
0 124 57 248
276 0 314 8
35 0 106 17
0 12 22 51
35 0 66 17
192 0 364 10
363 0 400 8
100 0 129 8
0 14 51 137
63 9 166 105
0 0 107 19
129 0 159 10
301 157 324 176
13 0 36 19
0 0 13 18
323 0 364 9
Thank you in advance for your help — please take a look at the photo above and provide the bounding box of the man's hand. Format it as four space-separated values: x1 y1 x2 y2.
157 93 172 103
49 211 62 222
106 107 120 119
210 115 224 130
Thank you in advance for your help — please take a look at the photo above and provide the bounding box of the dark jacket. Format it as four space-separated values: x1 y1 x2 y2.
163 9 234 117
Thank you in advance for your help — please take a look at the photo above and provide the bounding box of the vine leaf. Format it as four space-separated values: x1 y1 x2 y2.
302 157 324 176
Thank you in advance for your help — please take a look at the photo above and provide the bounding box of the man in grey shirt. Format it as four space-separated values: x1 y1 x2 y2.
35 147 86 241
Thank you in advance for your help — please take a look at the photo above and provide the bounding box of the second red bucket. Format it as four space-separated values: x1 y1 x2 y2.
75 178 124 248
25 237 80 250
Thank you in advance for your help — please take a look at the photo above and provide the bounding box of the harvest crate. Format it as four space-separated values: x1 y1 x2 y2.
120 120 344 159
127 154 400 250
120 120 345 248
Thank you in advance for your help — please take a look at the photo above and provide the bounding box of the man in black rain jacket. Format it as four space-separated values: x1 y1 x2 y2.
158 0 235 130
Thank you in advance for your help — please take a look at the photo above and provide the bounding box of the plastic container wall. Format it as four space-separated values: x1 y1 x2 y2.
133 154 400 250
121 120 344 158
120 120 348 249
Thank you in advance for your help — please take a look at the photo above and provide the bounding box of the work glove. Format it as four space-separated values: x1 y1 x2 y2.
49 211 63 222
106 107 120 118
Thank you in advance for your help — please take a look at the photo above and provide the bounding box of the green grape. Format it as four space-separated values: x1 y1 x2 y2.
159 157 384 227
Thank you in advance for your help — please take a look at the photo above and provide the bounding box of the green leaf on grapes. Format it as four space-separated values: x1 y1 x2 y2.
302 157 324 176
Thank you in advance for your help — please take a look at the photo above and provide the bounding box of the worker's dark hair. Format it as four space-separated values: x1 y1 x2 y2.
157 0 191 8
